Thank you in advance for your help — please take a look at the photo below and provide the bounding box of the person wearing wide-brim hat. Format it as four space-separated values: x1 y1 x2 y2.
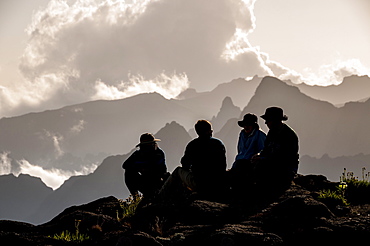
122 133 169 197
260 106 288 122
135 133 161 147
251 106 299 202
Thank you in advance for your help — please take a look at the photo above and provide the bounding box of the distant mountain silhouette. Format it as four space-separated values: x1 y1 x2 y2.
214 118 241 167
211 96 241 132
299 153 370 182
0 174 53 222
0 93 198 173
174 76 261 129
289 75 370 106
154 121 192 172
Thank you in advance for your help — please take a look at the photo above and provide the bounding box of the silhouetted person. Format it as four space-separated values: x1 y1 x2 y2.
158 120 227 201
122 133 168 198
252 107 299 201
229 113 266 196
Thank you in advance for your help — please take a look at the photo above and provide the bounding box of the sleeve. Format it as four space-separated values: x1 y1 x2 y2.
122 151 137 170
256 131 266 153
180 141 193 170
158 148 167 174
236 131 243 155
213 139 227 171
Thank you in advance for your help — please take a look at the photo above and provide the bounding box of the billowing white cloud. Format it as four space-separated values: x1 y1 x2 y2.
93 72 189 100
300 59 370 86
16 159 98 190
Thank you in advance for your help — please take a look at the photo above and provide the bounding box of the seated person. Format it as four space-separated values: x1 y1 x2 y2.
229 113 266 194
158 120 227 201
122 133 168 198
252 107 299 201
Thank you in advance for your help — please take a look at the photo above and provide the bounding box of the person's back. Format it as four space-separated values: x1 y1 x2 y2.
181 135 226 192
261 122 299 173
158 120 227 201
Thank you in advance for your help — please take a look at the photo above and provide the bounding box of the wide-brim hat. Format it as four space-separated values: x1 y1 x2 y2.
260 107 288 121
238 113 258 127
136 133 161 147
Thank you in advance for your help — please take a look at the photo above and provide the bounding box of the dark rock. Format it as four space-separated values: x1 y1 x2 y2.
179 200 239 224
0 220 36 233
293 174 338 191
116 231 163 246
208 224 283 246
38 196 127 236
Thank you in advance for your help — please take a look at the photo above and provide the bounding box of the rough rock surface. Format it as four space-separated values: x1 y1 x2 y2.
1 174 370 245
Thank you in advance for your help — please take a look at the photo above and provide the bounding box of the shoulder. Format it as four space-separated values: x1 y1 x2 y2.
257 129 267 137
129 149 140 157
210 137 225 146
283 123 298 138
156 147 165 155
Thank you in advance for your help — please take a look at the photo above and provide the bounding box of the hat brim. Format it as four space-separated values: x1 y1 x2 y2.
260 115 288 121
237 121 244 127
136 139 161 147
238 121 255 127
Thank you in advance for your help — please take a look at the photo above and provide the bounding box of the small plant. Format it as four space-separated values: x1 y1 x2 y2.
52 230 90 242
50 219 90 243
317 188 349 208
344 178 370 204
117 194 143 220
339 167 370 204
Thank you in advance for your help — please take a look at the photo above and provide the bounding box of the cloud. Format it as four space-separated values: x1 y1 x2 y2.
44 130 64 158
301 59 370 86
0 151 12 175
93 72 189 100
0 0 369 117
0 0 268 117
70 120 85 133
16 159 98 190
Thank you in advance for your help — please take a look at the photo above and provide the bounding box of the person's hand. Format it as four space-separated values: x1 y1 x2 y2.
251 153 261 164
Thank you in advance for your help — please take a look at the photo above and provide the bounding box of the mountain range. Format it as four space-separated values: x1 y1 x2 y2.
1 75 370 224
289 75 370 106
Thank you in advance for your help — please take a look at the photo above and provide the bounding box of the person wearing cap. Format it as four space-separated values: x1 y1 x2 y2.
252 106 299 200
229 113 266 196
122 133 168 198
233 113 266 169
158 120 227 201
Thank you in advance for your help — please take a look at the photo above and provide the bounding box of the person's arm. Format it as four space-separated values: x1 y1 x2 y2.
122 151 137 170
180 142 193 170
256 131 266 153
157 148 167 174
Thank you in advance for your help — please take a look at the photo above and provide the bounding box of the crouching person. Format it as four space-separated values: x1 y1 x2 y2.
158 120 227 202
122 133 169 198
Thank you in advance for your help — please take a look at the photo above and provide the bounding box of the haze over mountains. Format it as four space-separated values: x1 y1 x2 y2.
1 75 370 224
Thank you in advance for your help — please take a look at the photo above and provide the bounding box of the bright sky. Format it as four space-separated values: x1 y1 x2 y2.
0 0 369 118
249 0 370 80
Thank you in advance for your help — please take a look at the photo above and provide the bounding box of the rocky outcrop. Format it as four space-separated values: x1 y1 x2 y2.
1 174 370 245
